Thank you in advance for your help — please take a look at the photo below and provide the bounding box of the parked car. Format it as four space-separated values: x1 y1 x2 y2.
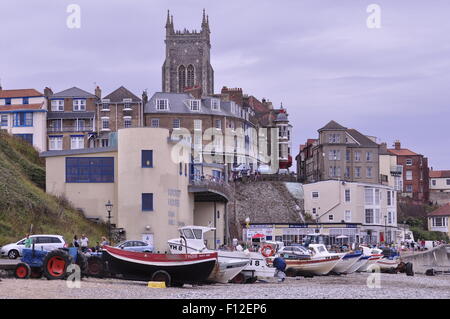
115 240 153 253
0 235 66 259
231 164 251 173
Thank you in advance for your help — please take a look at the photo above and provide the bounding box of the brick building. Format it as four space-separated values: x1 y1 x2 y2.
388 141 429 202
46 87 98 151
95 86 143 147
297 120 380 184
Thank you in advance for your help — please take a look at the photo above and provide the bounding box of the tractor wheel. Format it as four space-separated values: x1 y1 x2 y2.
405 262 414 276
230 273 246 284
30 267 43 279
86 256 105 277
76 252 88 276
43 249 73 280
14 263 31 279
151 270 172 287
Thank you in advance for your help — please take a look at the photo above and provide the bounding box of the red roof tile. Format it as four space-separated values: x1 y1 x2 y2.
388 148 419 156
428 203 450 217
0 89 43 98
429 170 450 178
0 103 44 111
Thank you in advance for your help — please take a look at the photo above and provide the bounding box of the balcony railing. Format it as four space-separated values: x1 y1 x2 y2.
390 165 403 176
47 125 94 133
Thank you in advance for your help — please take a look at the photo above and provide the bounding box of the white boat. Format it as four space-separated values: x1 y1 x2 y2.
274 244 344 276
332 251 363 274
344 255 370 274
356 246 384 272
168 226 274 283
376 257 401 271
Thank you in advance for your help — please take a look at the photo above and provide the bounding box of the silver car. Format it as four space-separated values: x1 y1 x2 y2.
116 240 153 253
0 235 66 259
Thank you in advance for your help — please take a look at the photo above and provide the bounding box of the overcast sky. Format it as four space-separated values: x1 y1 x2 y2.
1 0 449 169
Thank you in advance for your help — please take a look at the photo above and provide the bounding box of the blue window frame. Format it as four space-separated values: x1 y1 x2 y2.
142 193 153 211
66 157 114 183
0 114 8 126
23 97 29 105
141 150 153 168
5 98 11 105
13 112 33 127
13 134 33 145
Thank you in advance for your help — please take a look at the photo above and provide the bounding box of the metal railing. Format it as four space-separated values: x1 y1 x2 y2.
47 125 94 133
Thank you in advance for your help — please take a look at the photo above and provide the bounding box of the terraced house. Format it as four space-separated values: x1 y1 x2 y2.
0 87 47 151
46 86 99 151
95 86 143 147
297 120 380 184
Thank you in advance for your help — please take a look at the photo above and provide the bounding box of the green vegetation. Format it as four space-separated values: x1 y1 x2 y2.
0 131 107 246
399 203 449 242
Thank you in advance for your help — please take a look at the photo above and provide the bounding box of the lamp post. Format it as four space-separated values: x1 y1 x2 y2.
384 215 387 245
105 200 113 244
245 217 250 249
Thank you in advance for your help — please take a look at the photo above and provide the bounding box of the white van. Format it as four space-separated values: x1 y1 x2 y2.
0 235 66 259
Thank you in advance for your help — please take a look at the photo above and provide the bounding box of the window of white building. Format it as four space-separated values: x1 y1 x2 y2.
345 210 351 222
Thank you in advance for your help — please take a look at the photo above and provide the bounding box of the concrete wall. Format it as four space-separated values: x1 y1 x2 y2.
45 151 118 222
193 202 225 249
117 128 194 251
401 245 450 274
429 192 450 206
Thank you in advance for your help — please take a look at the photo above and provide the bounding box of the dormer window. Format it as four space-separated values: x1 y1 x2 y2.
211 99 220 111
189 99 201 111
230 102 236 114
156 99 169 110
73 99 86 111
123 98 132 110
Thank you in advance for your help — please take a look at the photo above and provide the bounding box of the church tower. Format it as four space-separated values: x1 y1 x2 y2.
162 9 214 96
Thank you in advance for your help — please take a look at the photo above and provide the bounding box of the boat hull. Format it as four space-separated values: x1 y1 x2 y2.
376 258 400 271
345 256 369 274
102 246 217 284
357 254 384 272
332 253 363 274
276 256 342 276
208 257 249 283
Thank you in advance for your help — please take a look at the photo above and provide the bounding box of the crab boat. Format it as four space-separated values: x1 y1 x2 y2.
344 255 370 274
356 246 384 272
101 245 217 286
168 226 275 284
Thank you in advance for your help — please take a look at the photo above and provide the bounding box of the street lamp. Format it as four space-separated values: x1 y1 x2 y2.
245 217 250 249
384 215 387 245
105 200 113 244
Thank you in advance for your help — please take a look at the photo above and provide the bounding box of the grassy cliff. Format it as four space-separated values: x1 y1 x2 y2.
0 131 107 246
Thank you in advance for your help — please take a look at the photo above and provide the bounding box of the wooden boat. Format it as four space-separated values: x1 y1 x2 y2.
168 226 274 284
101 245 217 286
376 257 401 271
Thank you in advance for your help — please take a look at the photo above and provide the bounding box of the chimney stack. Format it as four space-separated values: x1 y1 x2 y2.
394 140 401 150
95 86 102 99
44 87 53 98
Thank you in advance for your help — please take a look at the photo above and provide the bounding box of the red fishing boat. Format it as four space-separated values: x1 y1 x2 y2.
101 246 217 286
